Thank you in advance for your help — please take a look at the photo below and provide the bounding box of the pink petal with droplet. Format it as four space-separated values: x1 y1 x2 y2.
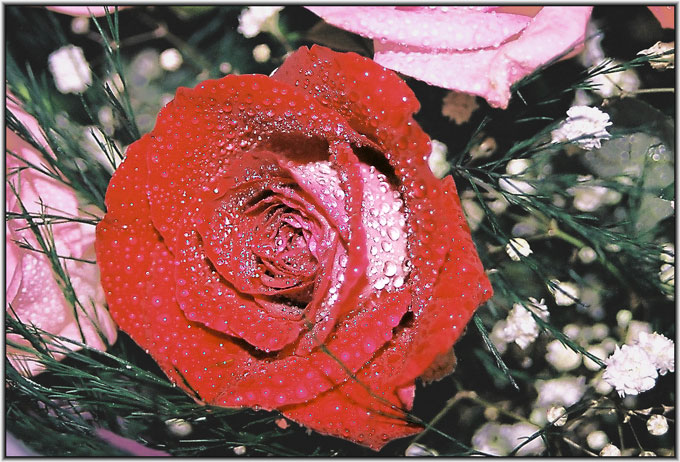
307 6 532 51
370 7 592 108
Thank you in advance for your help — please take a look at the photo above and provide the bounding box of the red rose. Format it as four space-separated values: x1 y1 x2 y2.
96 45 491 450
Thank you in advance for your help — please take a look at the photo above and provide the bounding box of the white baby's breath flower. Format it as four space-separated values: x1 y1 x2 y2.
506 159 531 176
48 45 92 94
233 445 247 455
165 418 192 437
660 243 674 264
586 430 609 451
472 422 544 456
646 415 669 436
583 345 607 371
551 106 612 150
427 139 451 179
616 309 633 328
548 279 579 306
252 43 272 63
535 376 587 407
237 6 283 38
489 320 509 355
578 246 598 264
545 339 582 371
638 41 675 70
405 443 438 456
505 238 532 262
499 178 536 195
599 443 621 457
461 198 484 232
71 16 89 34
503 300 548 350
587 64 641 98
635 332 675 375
569 184 622 212
603 345 658 397
547 406 568 426
624 320 652 345
160 48 183 71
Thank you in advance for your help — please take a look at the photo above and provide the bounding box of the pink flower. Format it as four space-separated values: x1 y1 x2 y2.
307 6 593 109
648 6 675 29
45 6 130 17
6 94 117 376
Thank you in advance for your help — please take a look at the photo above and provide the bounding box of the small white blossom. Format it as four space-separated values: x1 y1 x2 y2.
71 16 89 34
569 184 622 212
427 139 450 179
499 178 536 195
489 320 509 354
600 443 621 456
165 418 192 437
603 345 658 397
593 375 614 395
616 309 633 328
505 238 532 262
586 430 609 450
659 264 674 288
535 376 587 407
503 300 548 349
578 246 598 264
635 332 674 375
405 443 438 456
625 320 652 345
472 422 544 456
583 345 607 371
659 243 674 264
461 198 484 232
638 41 675 70
237 6 283 38
233 445 247 455
587 64 641 98
48 45 93 94
160 48 183 71
545 340 582 371
546 406 568 426
646 415 668 436
548 279 580 306
506 159 531 176
252 43 272 63
551 106 612 150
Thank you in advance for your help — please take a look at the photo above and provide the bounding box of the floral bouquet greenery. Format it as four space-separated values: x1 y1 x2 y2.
6 5 675 457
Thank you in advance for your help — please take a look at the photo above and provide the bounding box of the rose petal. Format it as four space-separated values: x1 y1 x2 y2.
648 6 675 29
217 290 410 410
282 327 422 451
307 7 532 51
373 7 593 108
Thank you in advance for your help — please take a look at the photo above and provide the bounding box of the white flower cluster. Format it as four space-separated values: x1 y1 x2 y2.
551 106 612 151
491 298 548 352
427 139 451 179
548 279 580 306
603 332 674 397
499 159 536 196
505 237 532 262
659 243 674 291
472 422 544 456
48 45 92 94
237 6 284 38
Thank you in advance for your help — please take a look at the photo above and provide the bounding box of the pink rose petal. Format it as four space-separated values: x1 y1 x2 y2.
310 6 592 109
307 6 532 51
6 94 117 376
